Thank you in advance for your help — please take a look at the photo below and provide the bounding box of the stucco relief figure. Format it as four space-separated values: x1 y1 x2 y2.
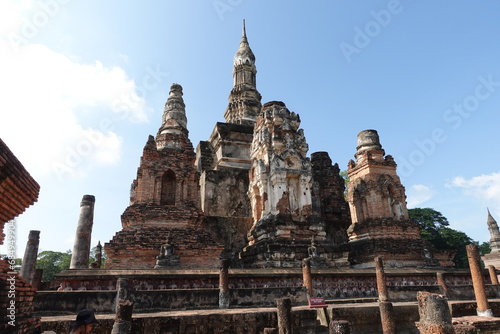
308 236 318 258
288 184 298 213
390 199 404 219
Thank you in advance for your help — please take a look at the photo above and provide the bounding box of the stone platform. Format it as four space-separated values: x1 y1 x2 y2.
39 299 500 333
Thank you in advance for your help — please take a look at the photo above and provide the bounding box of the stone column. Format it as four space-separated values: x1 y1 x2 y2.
415 291 454 334
436 272 450 298
302 257 313 296
32 269 43 291
115 278 129 313
379 301 396 334
487 265 499 285
219 259 230 309
375 257 388 301
375 257 395 334
70 195 95 269
20 230 40 285
111 299 134 334
329 320 350 334
466 243 492 316
276 297 292 334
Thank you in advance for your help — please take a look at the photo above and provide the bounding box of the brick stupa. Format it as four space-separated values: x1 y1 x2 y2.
346 130 454 268
104 84 224 269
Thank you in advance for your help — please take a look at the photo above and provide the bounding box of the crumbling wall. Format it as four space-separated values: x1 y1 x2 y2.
41 308 319 334
0 260 41 334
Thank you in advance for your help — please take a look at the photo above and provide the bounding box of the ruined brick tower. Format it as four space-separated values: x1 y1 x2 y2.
104 84 224 269
346 130 453 268
196 21 261 214
311 152 351 245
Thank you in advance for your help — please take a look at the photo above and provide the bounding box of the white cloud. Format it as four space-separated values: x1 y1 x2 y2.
0 41 148 180
450 172 500 208
406 184 436 208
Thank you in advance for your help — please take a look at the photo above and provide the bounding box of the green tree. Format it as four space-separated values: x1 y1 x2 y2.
478 241 491 256
408 208 474 268
36 250 72 281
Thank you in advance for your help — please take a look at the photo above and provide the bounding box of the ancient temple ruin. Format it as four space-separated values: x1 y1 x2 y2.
37 21 500 334
99 21 454 271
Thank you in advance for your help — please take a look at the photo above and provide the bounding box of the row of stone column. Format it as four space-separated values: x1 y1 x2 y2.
375 244 497 334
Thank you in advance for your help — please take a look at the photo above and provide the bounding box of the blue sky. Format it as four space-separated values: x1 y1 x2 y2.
2 0 500 258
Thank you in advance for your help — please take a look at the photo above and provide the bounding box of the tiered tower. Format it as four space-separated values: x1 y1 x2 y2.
195 21 262 257
104 84 224 269
224 20 262 126
346 130 454 268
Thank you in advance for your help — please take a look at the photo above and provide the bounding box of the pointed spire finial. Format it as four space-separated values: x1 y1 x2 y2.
157 83 188 138
242 19 247 39
486 208 500 253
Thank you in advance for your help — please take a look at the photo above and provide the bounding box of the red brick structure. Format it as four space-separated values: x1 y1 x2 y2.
311 152 351 245
105 84 224 269
0 139 40 244
95 23 457 274
0 138 41 333
346 130 454 268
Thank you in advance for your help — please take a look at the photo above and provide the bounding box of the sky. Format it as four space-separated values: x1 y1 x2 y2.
2 0 500 259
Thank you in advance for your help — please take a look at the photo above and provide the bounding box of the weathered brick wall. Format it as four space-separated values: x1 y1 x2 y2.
132 135 198 206
106 111 227 269
311 151 351 245
197 122 254 218
105 226 224 269
0 139 40 244
200 169 251 218
0 260 41 334
205 216 253 262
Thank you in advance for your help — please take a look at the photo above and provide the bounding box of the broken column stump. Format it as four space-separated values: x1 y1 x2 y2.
329 320 350 334
379 301 396 334
115 278 129 313
276 297 292 334
111 299 134 334
415 291 454 334
219 259 230 309
437 272 450 298
263 329 278 334
487 265 499 285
